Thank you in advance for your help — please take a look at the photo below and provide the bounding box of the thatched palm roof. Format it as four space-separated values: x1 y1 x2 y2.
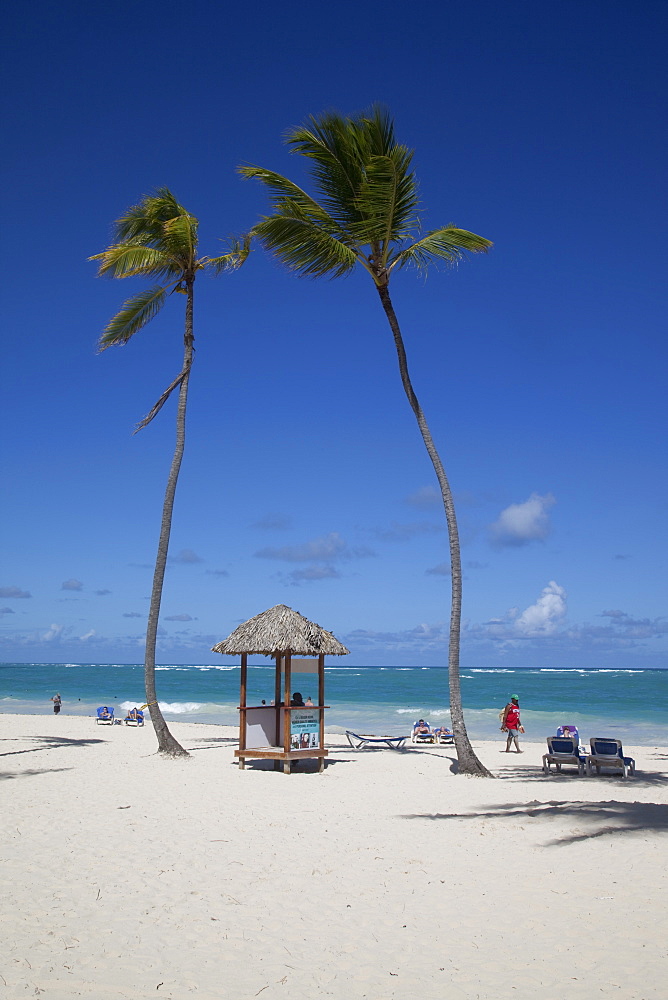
211 604 349 656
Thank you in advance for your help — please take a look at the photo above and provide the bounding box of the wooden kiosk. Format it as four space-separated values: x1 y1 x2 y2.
211 604 349 774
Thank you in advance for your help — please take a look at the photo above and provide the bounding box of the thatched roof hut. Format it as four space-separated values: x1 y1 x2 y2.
211 604 349 657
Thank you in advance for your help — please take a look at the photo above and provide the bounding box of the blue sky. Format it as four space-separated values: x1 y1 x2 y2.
2 0 666 667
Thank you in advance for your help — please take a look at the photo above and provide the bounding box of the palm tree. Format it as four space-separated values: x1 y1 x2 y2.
90 188 249 757
240 108 493 776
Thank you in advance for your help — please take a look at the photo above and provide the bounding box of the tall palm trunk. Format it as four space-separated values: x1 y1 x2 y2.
377 284 491 777
143 281 194 757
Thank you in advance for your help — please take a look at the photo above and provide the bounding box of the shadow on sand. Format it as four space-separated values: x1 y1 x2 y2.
1 766 74 781
0 735 107 758
402 798 668 845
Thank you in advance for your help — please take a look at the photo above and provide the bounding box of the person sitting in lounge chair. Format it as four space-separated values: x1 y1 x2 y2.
412 720 435 743
96 706 115 725
434 724 454 743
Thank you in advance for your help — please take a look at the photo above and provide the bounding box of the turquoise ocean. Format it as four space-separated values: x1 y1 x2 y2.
1 661 667 745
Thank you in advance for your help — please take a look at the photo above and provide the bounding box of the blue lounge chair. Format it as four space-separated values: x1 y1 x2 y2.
556 725 579 742
542 736 586 776
346 731 407 749
411 721 435 744
96 706 114 725
433 726 454 745
124 708 144 726
586 738 635 778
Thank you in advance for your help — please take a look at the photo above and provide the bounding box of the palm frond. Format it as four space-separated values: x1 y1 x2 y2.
360 104 396 156
239 166 342 232
162 213 199 264
114 188 186 244
286 106 410 238
89 242 180 280
134 358 191 432
97 286 168 350
352 152 418 249
286 113 368 230
389 226 493 273
204 233 252 274
252 216 358 278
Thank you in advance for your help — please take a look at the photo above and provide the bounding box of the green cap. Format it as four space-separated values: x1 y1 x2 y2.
511 694 519 700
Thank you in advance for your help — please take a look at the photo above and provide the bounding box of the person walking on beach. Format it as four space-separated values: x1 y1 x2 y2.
501 695 524 752
51 693 62 715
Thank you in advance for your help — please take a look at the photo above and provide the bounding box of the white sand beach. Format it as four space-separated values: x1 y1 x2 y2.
2 713 667 1000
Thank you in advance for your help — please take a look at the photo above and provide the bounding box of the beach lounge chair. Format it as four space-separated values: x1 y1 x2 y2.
433 726 454 745
542 736 586 776
586 738 635 778
96 706 114 725
346 731 407 750
124 708 144 726
556 725 579 742
411 721 435 744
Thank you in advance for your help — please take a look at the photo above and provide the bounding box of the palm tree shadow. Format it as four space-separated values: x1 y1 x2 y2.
496 763 668 787
0 736 107 758
1 767 73 781
184 737 239 752
402 799 668 845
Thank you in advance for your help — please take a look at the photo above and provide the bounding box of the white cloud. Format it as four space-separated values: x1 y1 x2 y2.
251 513 292 530
164 613 196 622
514 581 567 635
405 486 441 509
0 586 31 598
79 629 96 641
170 549 203 564
256 532 374 563
426 562 451 576
61 578 83 591
490 492 555 547
43 623 64 641
289 565 341 584
374 521 442 542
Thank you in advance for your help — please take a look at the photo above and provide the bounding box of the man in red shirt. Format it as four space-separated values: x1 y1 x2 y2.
501 695 524 753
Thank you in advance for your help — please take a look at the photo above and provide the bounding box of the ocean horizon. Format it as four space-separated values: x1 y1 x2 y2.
2 661 667 746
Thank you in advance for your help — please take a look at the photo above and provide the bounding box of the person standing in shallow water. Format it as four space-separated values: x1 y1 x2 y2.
51 693 62 715
501 695 524 752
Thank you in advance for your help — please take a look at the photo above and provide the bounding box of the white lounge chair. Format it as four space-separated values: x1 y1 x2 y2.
411 721 435 744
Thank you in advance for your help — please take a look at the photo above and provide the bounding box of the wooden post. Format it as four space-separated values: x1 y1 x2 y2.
283 651 292 758
274 654 282 747
318 653 326 772
238 652 248 768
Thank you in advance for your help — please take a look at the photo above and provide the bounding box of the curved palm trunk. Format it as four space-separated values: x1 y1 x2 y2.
377 284 491 777
143 283 194 758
